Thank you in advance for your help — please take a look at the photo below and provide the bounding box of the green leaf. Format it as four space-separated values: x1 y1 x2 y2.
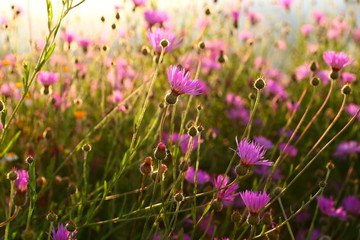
46 0 53 31
1 108 7 127
0 131 21 158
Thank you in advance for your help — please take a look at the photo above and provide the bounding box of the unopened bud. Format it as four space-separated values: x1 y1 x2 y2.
231 210 242 223
7 171 18 181
46 212 58 222
341 84 352 95
188 126 198 137
198 41 205 49
140 157 153 175
254 78 266 90
154 142 167 160
65 221 76 232
160 39 169 48
82 143 92 152
311 77 320 86
310 61 317 72
100 16 105 22
141 46 150 56
174 192 184 203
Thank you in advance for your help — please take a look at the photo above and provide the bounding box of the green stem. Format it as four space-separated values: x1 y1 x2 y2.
278 197 295 240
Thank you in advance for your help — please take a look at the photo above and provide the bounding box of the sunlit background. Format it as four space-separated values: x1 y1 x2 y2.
1 0 360 52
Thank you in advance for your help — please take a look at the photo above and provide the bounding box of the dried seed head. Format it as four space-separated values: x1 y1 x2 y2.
82 143 92 152
341 84 352 95
311 77 320 86
46 212 58 222
7 170 18 181
310 61 317 72
160 39 169 48
65 221 77 232
188 126 198 137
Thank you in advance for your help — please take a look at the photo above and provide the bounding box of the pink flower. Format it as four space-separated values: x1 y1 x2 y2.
340 72 356 84
167 65 204 95
146 28 182 54
278 0 293 10
301 24 313 36
37 71 59 86
240 190 270 214
323 51 353 71
144 10 168 27
212 175 239 203
247 11 261 25
317 196 347 221
14 169 29 192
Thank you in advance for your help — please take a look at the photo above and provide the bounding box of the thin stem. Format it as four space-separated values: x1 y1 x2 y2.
278 197 295 240
294 79 334 145
4 181 15 240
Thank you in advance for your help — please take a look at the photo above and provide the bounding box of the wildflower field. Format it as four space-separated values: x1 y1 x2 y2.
0 0 359 239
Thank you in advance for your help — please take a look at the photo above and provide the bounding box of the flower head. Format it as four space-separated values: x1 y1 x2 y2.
146 28 182 54
333 141 360 159
37 71 59 87
343 195 360 215
185 167 210 184
144 10 168 27
212 175 239 203
51 224 76 240
167 65 204 96
323 51 353 71
240 190 270 214
231 137 273 167
317 196 347 221
14 169 29 192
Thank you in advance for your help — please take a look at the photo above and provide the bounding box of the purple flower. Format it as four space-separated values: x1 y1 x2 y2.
240 190 270 214
231 137 273 167
344 103 360 120
37 71 59 86
167 65 204 95
343 195 360 215
144 10 168 27
278 143 298 157
341 72 356 84
333 141 360 159
323 51 353 71
185 167 210 184
51 224 76 240
295 63 311 81
62 31 75 44
317 196 347 221
146 28 182 54
14 169 29 192
212 175 239 203
231 11 240 22
254 136 273 150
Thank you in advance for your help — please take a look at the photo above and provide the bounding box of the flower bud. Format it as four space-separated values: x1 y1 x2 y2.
139 157 153 175
154 142 167 160
174 192 184 203
211 200 223 212
198 41 205 49
26 156 34 164
205 8 211 15
311 77 320 86
21 229 36 240
247 213 260 225
7 170 18 181
310 61 317 72
231 210 242 223
326 161 335 171
235 163 249 176
262 210 273 225
65 221 77 232
100 16 105 22
82 143 92 152
46 212 58 222
141 46 150 56
254 78 266 90
160 39 169 48
341 84 352 95
115 12 120 20
188 126 198 137
111 23 116 29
